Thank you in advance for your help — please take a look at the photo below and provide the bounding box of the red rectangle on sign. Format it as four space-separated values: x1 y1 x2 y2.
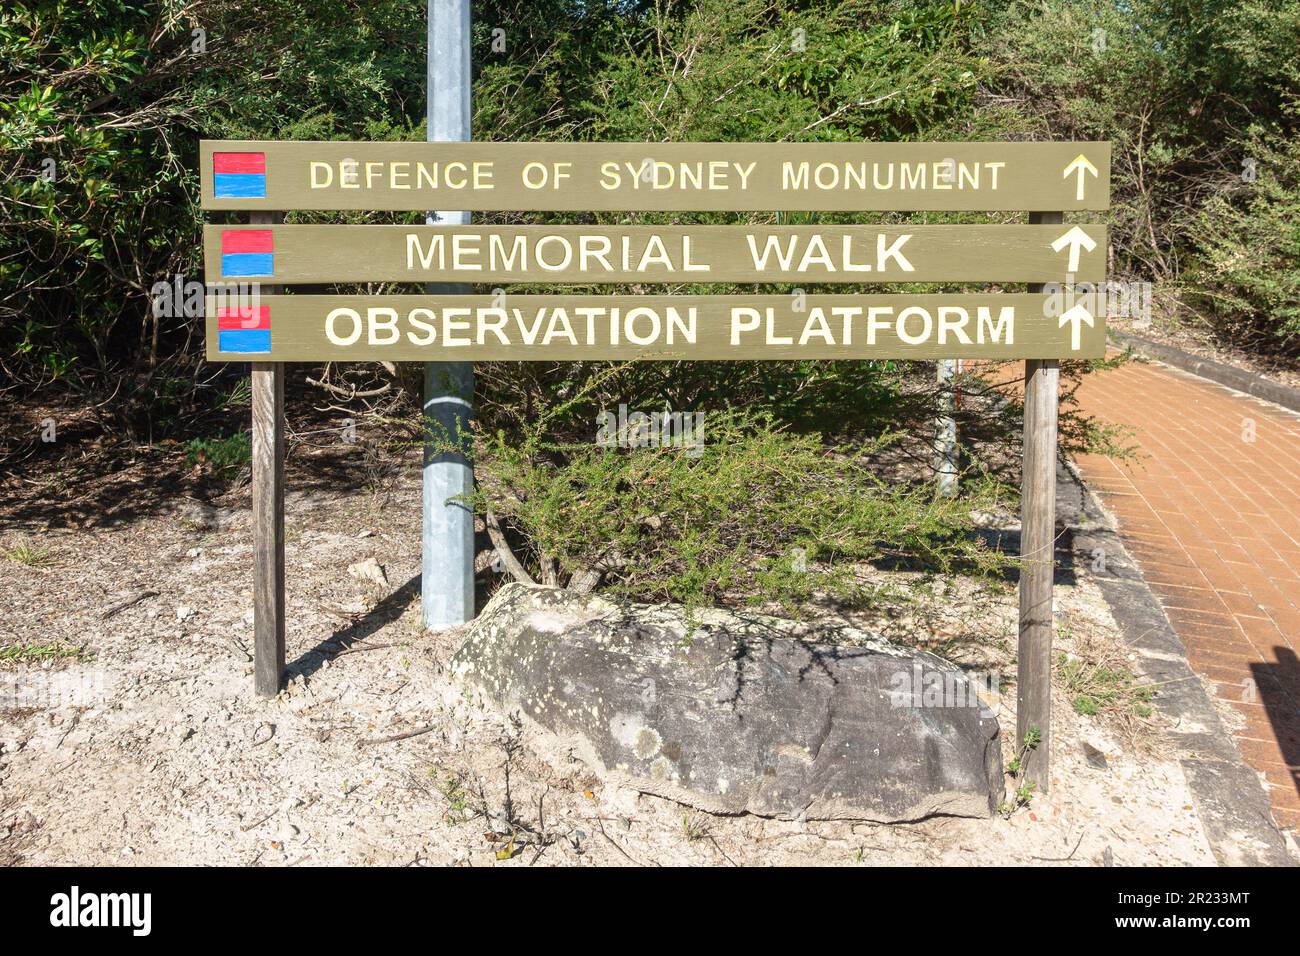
213 151 266 174
216 306 270 330
221 229 274 254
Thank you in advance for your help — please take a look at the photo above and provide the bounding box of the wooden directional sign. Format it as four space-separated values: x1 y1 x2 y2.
200 138 1111 362
203 138 1110 784
200 140 1110 211
203 293 1105 361
203 224 1106 285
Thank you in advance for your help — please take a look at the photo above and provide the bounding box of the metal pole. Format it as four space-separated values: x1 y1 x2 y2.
934 358 957 498
423 0 475 628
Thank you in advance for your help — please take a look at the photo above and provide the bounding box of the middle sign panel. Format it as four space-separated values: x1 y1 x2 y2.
203 224 1107 285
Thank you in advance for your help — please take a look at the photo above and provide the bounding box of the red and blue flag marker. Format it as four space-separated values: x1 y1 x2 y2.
221 229 274 277
213 151 267 199
216 305 271 354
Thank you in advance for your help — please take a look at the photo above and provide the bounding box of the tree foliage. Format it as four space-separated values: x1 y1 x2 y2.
473 402 1011 612
3 0 1299 425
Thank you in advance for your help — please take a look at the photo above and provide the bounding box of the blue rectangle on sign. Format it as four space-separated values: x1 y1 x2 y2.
214 172 267 198
221 253 274 277
218 329 271 353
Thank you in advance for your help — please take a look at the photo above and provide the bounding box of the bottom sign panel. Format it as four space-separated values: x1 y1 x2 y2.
203 294 1105 361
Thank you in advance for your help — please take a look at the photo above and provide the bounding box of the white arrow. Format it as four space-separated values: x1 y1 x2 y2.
1051 225 1097 273
1059 302 1095 351
1063 153 1099 201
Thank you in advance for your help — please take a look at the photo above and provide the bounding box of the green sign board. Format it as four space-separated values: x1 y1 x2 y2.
200 139 1110 361
203 224 1106 285
201 140 1110 211
204 293 1105 361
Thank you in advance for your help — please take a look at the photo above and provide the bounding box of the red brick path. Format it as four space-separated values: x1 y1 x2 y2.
1073 359 1300 833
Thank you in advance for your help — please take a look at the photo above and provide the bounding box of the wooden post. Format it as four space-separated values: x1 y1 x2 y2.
1017 210 1063 791
250 210 285 697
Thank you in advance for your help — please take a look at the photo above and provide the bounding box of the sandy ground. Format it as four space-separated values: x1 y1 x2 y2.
0 450 1217 866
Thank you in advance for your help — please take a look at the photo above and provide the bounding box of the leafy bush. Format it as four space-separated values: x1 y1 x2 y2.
0 0 430 430
472 401 1012 614
1186 117 1300 355
184 430 251 480
975 0 1300 335
584 0 986 143
9 0 1300 449
475 356 907 444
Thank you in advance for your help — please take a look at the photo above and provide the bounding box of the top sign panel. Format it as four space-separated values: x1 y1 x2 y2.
200 141 1110 212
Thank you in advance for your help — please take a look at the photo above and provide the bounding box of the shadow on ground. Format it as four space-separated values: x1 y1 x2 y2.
286 573 423 684
1250 648 1300 805
1 377 417 533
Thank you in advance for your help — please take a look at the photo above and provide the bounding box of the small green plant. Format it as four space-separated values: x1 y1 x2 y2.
1059 652 1155 719
437 772 472 826
0 640 88 663
215 379 253 410
3 538 56 567
1000 726 1041 817
185 431 252 481
681 813 710 843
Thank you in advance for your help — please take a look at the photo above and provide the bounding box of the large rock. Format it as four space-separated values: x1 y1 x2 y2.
452 584 1003 821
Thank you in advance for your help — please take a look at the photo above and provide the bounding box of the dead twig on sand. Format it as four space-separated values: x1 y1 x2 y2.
331 642 400 659
590 815 651 867
1031 831 1086 862
101 589 159 619
358 724 437 747
240 808 279 833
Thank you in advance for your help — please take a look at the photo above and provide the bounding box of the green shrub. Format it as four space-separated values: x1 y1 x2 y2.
475 356 907 444
472 402 1011 615
15 0 1300 434
1186 116 1300 355
975 0 1300 358
185 431 251 480
1058 651 1154 719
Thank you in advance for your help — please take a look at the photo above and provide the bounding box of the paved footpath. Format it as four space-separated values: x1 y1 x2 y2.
1073 358 1300 834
